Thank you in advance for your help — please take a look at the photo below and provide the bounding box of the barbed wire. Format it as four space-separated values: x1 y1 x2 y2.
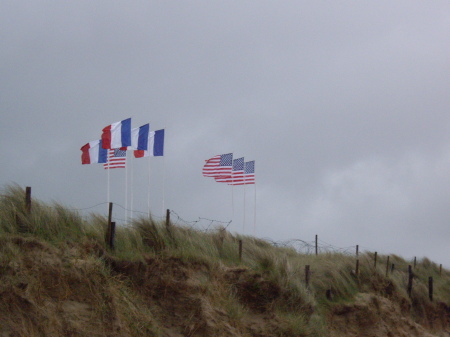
2 197 439 265
65 202 109 212
169 209 232 232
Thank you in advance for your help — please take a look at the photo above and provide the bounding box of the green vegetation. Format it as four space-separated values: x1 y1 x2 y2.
0 184 448 336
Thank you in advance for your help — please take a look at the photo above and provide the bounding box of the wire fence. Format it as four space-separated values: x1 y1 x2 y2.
65 202 418 265
1 190 443 271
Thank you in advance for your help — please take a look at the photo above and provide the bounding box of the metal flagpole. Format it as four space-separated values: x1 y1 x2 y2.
231 185 234 222
130 151 134 221
243 182 246 234
147 156 151 218
253 182 256 235
231 156 235 228
162 155 166 216
125 151 128 223
107 150 110 204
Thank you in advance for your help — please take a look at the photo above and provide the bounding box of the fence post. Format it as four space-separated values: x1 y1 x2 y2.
356 245 359 258
385 256 390 277
105 202 113 246
25 186 31 214
414 256 416 269
305 265 310 289
109 222 116 250
166 209 170 228
355 259 360 276
239 240 243 262
439 264 442 277
374 252 378 269
407 265 413 297
315 235 318 255
428 277 433 301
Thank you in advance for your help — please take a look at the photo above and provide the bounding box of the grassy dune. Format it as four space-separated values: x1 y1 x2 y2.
0 184 448 336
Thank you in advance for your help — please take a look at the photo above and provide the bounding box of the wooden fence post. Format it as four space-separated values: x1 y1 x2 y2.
439 264 442 277
109 222 116 250
25 186 31 213
315 235 318 255
105 202 113 246
407 265 413 297
374 252 378 269
305 265 310 289
238 240 243 262
166 209 170 228
428 277 433 302
385 256 390 277
355 246 359 278
413 256 416 269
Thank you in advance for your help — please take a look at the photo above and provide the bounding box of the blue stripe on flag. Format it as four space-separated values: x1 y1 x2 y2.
121 118 132 147
98 140 108 163
153 129 164 156
138 124 149 150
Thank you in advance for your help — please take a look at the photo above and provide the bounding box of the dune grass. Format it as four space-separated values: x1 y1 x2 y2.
0 184 448 336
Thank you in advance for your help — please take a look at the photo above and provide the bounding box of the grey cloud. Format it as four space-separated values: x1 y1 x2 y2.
1 1 449 267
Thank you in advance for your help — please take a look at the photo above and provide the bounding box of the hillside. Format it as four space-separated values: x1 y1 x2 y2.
0 185 449 336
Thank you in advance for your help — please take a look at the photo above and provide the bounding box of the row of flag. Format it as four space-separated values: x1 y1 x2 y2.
202 153 255 185
80 118 165 169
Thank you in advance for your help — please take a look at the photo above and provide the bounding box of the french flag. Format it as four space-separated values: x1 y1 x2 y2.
80 140 108 164
101 118 132 149
130 123 150 150
134 129 165 158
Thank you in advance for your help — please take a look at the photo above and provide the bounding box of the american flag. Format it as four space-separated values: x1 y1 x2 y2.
243 160 255 185
226 160 255 185
104 149 127 169
215 157 244 184
202 153 233 177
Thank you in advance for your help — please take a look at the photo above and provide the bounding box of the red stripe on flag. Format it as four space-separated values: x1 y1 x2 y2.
134 150 145 158
101 125 112 149
80 143 91 165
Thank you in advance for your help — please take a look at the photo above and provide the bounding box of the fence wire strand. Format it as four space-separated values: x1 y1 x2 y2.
7 197 437 264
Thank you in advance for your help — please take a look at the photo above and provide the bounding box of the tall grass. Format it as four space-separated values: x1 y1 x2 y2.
0 184 89 242
1 184 449 336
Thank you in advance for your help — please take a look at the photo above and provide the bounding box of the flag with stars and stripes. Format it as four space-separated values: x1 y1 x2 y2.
215 157 245 184
242 160 255 185
104 149 127 169
202 153 233 177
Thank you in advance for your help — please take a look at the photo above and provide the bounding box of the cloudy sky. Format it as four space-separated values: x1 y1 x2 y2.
1 1 449 268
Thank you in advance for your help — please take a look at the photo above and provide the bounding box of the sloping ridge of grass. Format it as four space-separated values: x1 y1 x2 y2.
0 184 449 337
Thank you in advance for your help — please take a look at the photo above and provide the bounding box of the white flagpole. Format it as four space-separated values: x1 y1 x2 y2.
162 154 166 216
107 150 111 204
243 182 246 234
253 183 256 235
125 151 128 223
147 157 151 218
130 152 134 221
231 185 234 222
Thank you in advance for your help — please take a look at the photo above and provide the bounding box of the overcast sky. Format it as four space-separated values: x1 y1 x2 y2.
1 1 449 268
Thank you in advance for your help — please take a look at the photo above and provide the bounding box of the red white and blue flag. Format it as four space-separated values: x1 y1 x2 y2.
242 160 255 185
202 153 233 177
216 160 255 185
134 129 165 158
104 149 127 169
80 140 108 165
129 123 150 151
215 157 244 184
101 118 132 149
